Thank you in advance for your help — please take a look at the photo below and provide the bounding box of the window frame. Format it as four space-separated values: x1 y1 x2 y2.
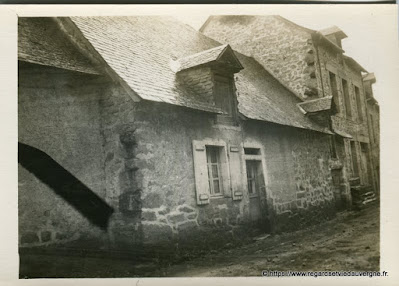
354 85 363 123
242 143 269 199
206 146 224 197
192 139 231 202
328 71 340 113
342 78 352 120
245 160 261 198
213 73 239 126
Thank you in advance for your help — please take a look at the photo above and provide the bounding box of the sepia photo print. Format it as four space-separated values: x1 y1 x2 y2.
17 13 381 278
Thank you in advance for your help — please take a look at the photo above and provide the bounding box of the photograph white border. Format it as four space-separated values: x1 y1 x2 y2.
0 4 398 285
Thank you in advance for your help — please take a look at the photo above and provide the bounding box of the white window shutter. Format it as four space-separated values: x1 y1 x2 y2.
228 144 243 201
192 140 210 205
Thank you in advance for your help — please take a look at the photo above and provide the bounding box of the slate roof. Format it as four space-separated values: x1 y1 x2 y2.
69 16 224 113
18 16 330 134
18 18 99 75
67 16 330 134
298 97 333 114
234 54 330 133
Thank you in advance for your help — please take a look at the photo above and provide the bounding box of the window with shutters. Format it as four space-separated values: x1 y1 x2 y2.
206 146 224 196
192 140 231 205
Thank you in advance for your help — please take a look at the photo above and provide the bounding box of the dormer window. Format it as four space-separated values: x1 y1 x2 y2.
213 74 238 125
319 26 348 49
172 44 243 126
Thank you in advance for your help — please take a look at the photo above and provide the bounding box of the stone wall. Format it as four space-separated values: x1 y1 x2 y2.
18 63 108 248
317 44 369 140
100 92 249 250
201 16 316 100
316 40 373 188
243 122 336 232
176 66 215 106
116 97 337 242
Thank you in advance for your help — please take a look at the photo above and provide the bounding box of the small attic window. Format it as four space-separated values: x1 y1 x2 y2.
213 74 238 125
172 45 243 126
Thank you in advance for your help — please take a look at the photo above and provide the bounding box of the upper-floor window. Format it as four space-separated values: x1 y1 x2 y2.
342 79 352 119
354 85 363 123
214 74 238 125
329 72 340 113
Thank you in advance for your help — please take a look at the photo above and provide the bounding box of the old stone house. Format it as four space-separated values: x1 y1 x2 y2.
202 15 379 209
363 73 380 194
18 16 378 254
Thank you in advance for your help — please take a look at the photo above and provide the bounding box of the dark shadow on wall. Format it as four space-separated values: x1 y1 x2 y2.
18 142 114 230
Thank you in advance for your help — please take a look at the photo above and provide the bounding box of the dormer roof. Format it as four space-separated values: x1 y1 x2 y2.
172 44 243 73
344 55 368 72
297 96 333 114
319 26 348 40
363 72 376 83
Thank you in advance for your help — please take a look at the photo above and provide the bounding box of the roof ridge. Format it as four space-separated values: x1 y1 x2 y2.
273 15 315 34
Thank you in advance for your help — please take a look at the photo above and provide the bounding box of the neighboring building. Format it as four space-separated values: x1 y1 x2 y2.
363 73 380 194
202 15 379 209
18 16 377 255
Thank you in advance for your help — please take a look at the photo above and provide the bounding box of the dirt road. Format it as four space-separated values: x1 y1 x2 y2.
159 202 380 277
20 202 379 278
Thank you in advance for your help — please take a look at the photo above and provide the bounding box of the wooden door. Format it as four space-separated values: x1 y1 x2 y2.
246 160 264 225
